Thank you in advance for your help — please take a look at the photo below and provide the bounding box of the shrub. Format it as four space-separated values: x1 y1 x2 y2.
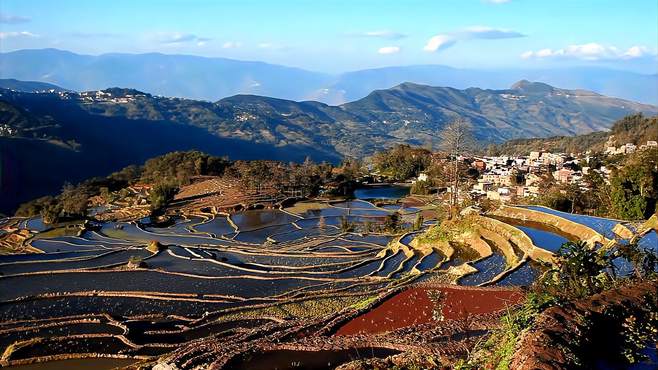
147 240 163 253
410 180 431 195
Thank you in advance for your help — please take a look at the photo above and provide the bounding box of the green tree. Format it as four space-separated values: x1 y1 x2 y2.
59 183 89 219
542 241 613 299
149 182 177 212
372 144 431 181
40 198 63 224
413 213 424 231
610 148 658 220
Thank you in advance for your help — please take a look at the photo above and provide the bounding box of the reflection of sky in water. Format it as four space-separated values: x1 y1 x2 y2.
516 225 569 253
459 252 507 286
354 185 410 200
638 231 657 252
417 252 442 271
495 262 540 287
523 206 620 239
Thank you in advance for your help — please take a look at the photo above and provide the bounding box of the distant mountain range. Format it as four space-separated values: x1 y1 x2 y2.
1 79 657 212
1 49 656 105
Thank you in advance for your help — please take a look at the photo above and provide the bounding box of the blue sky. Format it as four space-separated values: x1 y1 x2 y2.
1 0 656 73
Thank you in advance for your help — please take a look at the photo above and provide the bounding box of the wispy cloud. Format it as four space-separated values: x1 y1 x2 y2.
69 32 119 39
0 13 30 24
153 32 211 46
0 31 39 40
378 46 401 55
347 30 408 40
424 26 524 52
483 0 511 4
521 43 656 61
222 41 242 49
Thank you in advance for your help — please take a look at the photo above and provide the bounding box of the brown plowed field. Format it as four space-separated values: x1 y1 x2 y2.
335 286 524 336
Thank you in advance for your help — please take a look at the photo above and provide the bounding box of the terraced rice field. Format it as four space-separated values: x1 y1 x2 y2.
0 197 423 366
1 198 643 368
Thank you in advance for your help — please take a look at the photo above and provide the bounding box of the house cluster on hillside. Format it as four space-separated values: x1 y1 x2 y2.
79 90 143 104
466 151 600 203
603 134 657 155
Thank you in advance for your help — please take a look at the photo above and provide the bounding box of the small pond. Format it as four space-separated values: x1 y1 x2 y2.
354 185 410 200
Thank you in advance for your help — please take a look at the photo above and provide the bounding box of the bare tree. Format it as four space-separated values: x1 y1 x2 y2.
439 118 474 217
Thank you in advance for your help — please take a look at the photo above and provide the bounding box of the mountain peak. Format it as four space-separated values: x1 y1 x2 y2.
510 80 554 93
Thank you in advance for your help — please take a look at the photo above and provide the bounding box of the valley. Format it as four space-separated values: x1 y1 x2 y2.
1 80 656 213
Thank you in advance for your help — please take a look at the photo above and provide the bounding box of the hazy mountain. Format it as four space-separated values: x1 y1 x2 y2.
1 49 656 105
0 49 332 102
327 65 658 106
0 78 69 93
1 80 656 212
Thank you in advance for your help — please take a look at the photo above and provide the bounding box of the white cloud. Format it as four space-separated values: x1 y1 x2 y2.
257 42 288 51
222 41 242 49
0 31 38 39
0 13 30 24
423 35 456 52
348 30 407 40
521 43 656 60
623 46 651 58
424 26 524 52
378 46 401 54
154 32 211 46
484 0 511 3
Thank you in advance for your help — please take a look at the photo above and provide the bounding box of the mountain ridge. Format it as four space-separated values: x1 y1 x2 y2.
1 48 656 105
1 79 656 214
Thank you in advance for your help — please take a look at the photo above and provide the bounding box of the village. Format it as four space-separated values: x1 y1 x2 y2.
408 137 658 205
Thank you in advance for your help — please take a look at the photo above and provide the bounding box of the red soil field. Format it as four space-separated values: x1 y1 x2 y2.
334 286 524 336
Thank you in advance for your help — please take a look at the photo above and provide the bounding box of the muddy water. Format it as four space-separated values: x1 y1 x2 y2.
5 358 138 370
522 206 620 239
491 216 573 253
231 210 299 231
335 287 524 335
224 348 400 370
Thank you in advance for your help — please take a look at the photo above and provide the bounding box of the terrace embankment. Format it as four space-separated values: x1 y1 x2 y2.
490 205 609 246
172 177 285 214
511 279 658 370
473 215 554 265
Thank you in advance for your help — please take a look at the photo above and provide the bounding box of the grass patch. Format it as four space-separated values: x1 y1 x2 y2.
31 222 84 239
349 296 379 310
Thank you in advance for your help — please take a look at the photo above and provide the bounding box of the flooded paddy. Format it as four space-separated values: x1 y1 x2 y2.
1 198 589 366
354 184 410 200
225 348 400 370
491 215 574 253
522 205 621 239
459 252 507 286
495 261 543 287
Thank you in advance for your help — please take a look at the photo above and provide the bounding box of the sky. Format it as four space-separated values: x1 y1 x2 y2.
1 0 657 73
